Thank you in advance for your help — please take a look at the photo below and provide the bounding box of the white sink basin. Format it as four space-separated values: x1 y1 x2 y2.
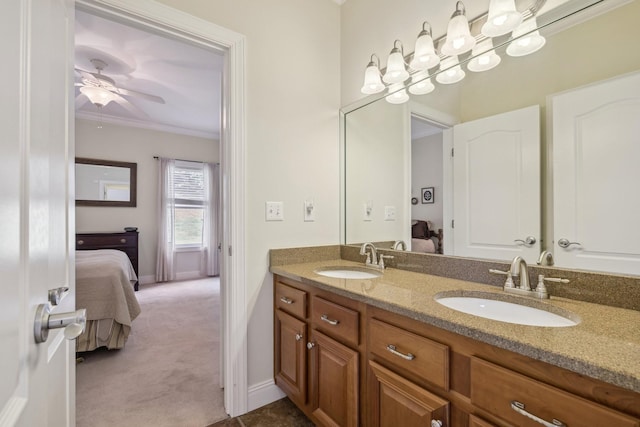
434 291 579 327
314 266 382 279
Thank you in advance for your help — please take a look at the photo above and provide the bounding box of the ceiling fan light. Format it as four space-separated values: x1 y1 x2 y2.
383 42 410 84
409 23 440 71
385 83 410 104
468 39 502 72
80 86 116 107
436 56 465 85
506 17 546 57
481 0 522 37
408 72 435 95
441 1 476 56
361 56 385 94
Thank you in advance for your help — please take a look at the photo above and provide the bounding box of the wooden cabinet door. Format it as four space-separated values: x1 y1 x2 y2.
274 309 307 406
309 330 359 427
368 360 449 427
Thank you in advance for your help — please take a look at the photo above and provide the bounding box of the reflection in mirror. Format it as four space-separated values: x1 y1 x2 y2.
342 0 640 276
75 158 137 207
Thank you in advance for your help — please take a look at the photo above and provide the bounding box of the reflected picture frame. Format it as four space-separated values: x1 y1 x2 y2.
421 187 434 204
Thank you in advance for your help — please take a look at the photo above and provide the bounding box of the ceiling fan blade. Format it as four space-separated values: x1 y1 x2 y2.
111 93 149 118
75 93 90 109
117 87 165 104
75 68 99 83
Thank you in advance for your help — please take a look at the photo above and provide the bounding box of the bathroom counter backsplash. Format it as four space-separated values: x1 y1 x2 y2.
269 245 640 393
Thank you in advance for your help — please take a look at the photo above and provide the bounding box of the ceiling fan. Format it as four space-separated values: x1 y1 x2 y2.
75 58 165 117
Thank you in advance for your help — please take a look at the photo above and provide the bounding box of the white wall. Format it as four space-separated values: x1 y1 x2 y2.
75 119 219 282
154 0 342 393
411 133 443 230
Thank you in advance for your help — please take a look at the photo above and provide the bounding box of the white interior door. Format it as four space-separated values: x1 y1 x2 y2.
0 1 75 426
551 71 640 275
452 105 540 263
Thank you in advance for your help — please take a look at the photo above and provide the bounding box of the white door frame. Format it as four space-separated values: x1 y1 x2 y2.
75 0 248 416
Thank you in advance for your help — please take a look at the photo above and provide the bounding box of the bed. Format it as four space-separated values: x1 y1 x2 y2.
411 220 443 254
75 232 141 351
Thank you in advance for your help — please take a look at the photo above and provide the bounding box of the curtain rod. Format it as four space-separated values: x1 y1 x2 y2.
153 156 219 165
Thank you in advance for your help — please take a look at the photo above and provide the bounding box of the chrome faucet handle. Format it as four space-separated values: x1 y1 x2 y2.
379 254 394 269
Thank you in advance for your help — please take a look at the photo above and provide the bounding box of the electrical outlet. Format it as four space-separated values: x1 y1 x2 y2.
384 206 396 221
304 200 315 222
265 201 284 221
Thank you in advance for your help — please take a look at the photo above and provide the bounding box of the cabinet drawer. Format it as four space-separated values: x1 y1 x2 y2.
369 318 449 390
470 357 640 427
311 296 359 347
275 282 307 319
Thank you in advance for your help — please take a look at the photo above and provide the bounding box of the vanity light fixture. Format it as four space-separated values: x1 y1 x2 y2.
382 40 410 84
506 17 546 57
467 39 502 72
360 0 549 102
80 86 117 107
482 0 523 37
435 56 465 85
441 1 476 56
361 54 385 94
409 22 440 71
385 83 410 104
408 72 435 95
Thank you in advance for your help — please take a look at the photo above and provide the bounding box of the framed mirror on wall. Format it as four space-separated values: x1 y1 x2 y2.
75 157 137 207
341 0 640 276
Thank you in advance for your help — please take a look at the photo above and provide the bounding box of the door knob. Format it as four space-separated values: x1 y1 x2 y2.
514 236 536 246
34 304 86 344
558 238 581 249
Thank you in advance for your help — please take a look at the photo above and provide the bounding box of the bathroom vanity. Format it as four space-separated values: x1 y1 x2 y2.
271 254 640 427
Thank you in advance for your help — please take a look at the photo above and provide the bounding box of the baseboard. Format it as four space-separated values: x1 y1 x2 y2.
176 270 204 281
247 379 286 412
139 275 155 285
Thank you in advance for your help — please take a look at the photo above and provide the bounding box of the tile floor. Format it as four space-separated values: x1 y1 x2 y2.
207 398 314 427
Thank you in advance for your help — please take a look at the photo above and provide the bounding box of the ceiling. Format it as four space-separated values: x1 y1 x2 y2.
75 10 224 139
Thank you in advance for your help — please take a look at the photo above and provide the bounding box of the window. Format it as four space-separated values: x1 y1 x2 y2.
172 160 205 248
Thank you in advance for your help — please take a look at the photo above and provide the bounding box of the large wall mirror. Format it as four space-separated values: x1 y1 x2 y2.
75 158 137 207
342 0 640 276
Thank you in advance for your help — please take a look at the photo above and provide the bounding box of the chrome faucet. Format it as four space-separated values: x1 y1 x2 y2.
510 256 531 291
359 242 378 267
392 240 406 251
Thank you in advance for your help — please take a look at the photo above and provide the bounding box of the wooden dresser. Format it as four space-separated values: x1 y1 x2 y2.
76 230 139 290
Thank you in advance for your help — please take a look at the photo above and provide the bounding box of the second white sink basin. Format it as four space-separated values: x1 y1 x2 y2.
314 266 382 279
435 291 579 327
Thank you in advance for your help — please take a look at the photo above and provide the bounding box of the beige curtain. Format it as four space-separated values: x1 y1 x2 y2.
156 157 176 282
202 162 220 276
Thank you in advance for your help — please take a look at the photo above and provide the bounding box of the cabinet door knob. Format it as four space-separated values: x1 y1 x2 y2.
295 333 303 341
430 421 443 427
306 342 315 350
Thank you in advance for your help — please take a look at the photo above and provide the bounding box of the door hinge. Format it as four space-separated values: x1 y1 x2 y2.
451 148 454 157
451 220 455 229
228 246 232 256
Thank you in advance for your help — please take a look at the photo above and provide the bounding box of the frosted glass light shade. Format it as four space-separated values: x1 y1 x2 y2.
436 56 465 85
467 39 501 72
361 63 385 94
506 18 546 57
409 27 440 71
482 0 522 37
383 48 409 84
441 2 476 56
408 73 435 95
80 86 116 107
385 84 410 104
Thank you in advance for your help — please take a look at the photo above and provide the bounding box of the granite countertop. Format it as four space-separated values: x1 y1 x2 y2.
270 259 640 393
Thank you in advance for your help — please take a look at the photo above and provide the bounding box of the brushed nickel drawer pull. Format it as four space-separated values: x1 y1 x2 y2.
511 401 566 427
320 314 339 326
279 296 293 305
77 240 84 245
120 238 127 243
386 344 415 361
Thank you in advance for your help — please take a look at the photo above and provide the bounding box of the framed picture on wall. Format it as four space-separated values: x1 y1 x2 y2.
421 187 434 204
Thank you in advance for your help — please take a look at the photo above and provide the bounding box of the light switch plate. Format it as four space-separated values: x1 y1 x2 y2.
265 201 284 221
304 200 315 222
363 201 373 221
384 206 396 221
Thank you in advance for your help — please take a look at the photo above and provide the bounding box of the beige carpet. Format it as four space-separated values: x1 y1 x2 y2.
76 277 227 427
